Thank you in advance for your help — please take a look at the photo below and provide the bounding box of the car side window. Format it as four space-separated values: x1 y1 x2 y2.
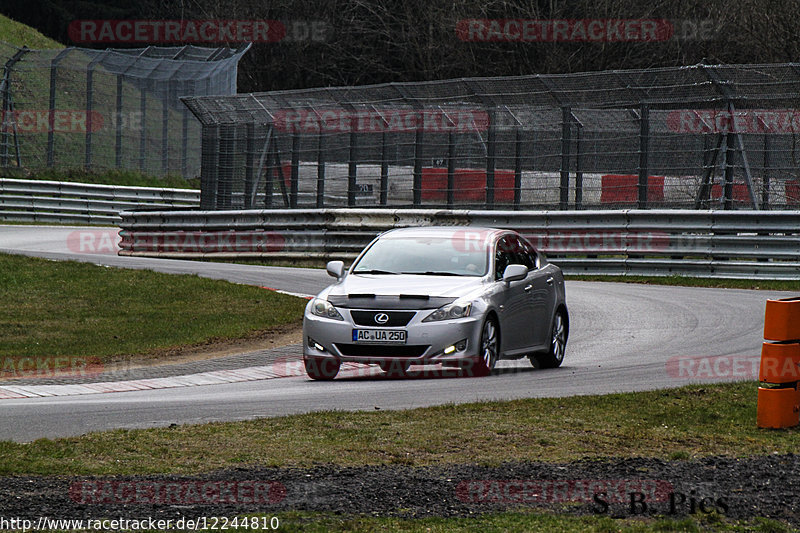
495 236 513 280
510 236 534 270
520 238 540 269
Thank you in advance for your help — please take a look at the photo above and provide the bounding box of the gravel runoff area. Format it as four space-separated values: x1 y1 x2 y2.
2 455 799 525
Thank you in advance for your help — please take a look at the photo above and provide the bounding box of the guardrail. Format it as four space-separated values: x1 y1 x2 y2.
0 179 200 225
118 208 800 280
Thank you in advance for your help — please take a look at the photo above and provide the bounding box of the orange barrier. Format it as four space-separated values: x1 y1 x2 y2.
757 386 800 429
759 343 800 384
758 297 800 429
763 297 800 342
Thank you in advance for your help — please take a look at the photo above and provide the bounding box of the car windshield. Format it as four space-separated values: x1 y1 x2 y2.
352 235 488 276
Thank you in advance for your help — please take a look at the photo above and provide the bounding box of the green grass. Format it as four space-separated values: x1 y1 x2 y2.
0 382 794 475
256 511 796 533
0 14 63 49
0 253 305 364
22 168 200 189
0 14 199 179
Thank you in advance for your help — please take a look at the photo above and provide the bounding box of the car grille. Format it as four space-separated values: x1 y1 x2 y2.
350 310 416 327
335 344 429 358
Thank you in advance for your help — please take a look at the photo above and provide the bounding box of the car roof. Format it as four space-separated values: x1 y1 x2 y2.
379 226 510 240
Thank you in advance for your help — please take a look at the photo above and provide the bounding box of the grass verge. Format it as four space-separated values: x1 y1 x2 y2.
565 275 800 292
17 168 200 189
0 382 794 475
0 14 63 49
0 253 306 364
258 511 793 533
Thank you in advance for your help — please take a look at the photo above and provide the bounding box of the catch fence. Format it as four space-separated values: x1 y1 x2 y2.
182 63 800 210
0 42 248 178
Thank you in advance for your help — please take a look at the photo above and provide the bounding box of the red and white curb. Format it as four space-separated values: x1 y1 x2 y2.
260 287 313 299
0 359 382 400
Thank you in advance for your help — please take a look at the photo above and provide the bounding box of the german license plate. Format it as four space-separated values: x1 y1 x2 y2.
352 329 407 344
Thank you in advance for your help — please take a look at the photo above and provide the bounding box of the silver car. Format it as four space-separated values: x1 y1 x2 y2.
302 226 568 380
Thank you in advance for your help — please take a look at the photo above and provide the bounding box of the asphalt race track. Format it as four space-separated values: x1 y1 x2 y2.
0 225 791 443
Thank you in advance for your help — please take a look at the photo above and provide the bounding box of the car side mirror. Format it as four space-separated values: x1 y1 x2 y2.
326 260 345 279
502 264 528 284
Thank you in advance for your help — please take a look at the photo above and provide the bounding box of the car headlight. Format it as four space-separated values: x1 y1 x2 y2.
423 302 472 322
310 298 344 320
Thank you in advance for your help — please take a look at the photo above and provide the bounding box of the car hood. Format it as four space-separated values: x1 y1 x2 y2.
322 274 486 310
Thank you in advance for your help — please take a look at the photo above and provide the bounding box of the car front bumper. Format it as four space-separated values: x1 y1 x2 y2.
303 307 484 366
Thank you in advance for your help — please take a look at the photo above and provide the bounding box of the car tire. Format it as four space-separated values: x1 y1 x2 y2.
532 310 567 369
471 316 499 377
304 356 341 380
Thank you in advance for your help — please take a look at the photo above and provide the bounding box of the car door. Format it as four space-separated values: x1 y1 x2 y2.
494 235 538 353
522 238 556 348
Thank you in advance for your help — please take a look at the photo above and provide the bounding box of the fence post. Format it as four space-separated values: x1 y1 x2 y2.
447 131 455 208
0 46 28 168
762 133 771 210
199 124 219 209
413 128 423 207
161 78 170 175
638 103 650 209
181 80 190 178
46 48 72 168
317 131 325 208
84 56 97 170
575 124 583 210
217 124 234 209
514 127 522 210
139 81 147 173
348 130 357 207
380 131 388 206
290 133 299 208
485 110 496 208
115 75 123 169
244 122 255 208
559 106 571 210
724 131 735 210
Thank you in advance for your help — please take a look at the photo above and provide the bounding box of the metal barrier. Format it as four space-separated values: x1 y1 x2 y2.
0 178 200 224
118 208 800 279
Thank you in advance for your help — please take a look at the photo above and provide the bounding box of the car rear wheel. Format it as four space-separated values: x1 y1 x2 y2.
532 310 567 369
472 316 499 377
304 356 340 380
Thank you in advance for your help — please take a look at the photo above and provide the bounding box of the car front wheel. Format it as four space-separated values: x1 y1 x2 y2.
532 310 567 369
471 316 499 377
304 356 341 380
